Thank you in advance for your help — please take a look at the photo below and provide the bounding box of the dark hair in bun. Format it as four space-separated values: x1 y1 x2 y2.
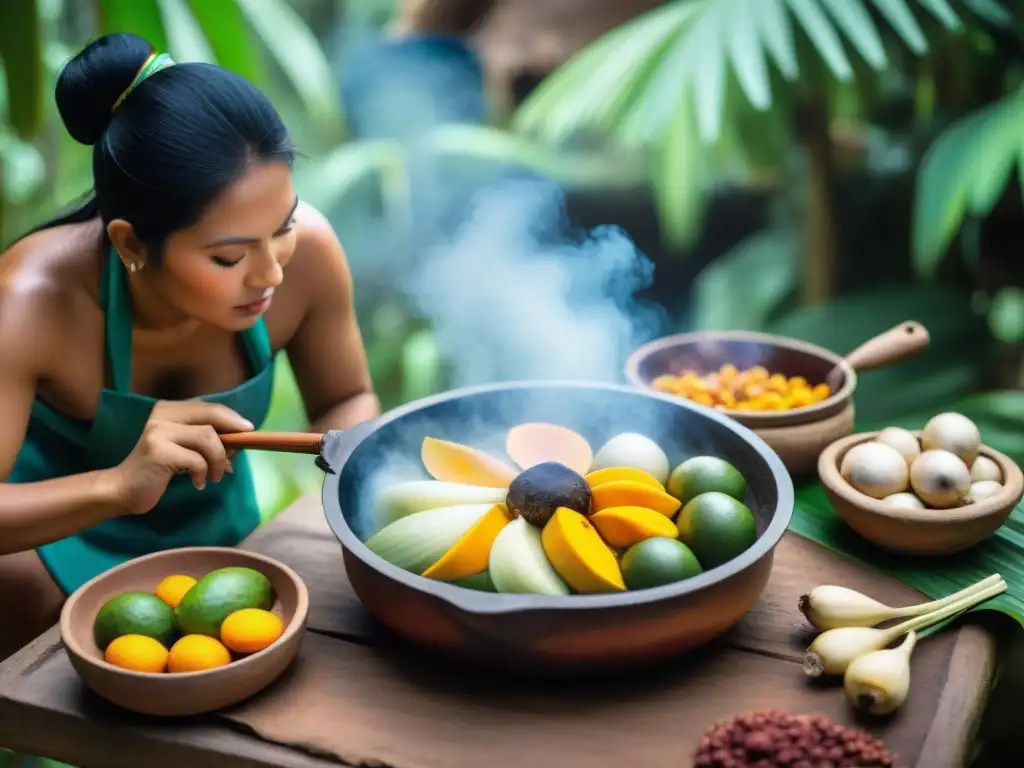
30 32 294 261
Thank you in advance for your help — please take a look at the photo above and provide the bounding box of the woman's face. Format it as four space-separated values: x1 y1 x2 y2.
140 161 299 331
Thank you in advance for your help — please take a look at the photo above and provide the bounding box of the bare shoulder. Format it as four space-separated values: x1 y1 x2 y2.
0 222 102 371
287 202 354 306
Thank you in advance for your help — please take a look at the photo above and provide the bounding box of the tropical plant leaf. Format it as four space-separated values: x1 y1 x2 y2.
785 0 854 81
821 0 887 71
791 387 1024 629
963 0 1016 25
515 0 1000 147
0 0 44 140
512 1 702 145
766 282 991 426
651 96 709 249
868 0 928 53
97 0 170 54
917 0 963 28
791 481 1024 629
293 139 399 214
987 287 1024 345
155 0 215 64
691 228 799 330
911 88 1024 276
234 0 343 130
418 124 647 190
184 0 262 83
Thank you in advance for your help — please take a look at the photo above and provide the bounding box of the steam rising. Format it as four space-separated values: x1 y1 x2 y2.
327 33 750 537
405 178 667 387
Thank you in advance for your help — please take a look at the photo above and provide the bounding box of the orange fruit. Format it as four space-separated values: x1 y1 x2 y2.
154 574 197 608
104 634 169 673
220 608 285 654
167 634 232 673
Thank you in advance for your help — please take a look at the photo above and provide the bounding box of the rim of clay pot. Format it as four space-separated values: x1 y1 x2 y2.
322 379 795 615
59 547 310 680
818 431 1024 524
623 329 856 429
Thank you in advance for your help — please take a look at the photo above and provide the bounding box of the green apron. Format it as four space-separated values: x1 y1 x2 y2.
10 247 276 595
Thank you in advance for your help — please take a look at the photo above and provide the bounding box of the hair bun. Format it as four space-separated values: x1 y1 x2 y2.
55 33 155 145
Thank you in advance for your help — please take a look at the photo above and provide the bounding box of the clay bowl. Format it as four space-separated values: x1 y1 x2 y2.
624 321 930 475
60 547 309 717
318 380 794 677
819 431 1024 555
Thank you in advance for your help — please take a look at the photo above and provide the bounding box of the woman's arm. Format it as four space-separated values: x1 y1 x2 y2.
286 210 382 433
0 287 127 554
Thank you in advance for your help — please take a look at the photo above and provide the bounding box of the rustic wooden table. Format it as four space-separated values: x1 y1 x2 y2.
0 493 997 768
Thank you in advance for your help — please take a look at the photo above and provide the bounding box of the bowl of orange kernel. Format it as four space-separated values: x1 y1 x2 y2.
60 546 308 717
624 323 930 474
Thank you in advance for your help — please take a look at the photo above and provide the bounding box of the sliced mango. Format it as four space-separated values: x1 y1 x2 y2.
590 506 679 549
506 423 593 475
590 480 682 518
585 466 664 491
541 507 625 593
421 437 519 488
423 504 512 581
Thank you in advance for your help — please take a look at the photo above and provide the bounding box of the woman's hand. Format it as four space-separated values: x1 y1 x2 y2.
110 401 254 515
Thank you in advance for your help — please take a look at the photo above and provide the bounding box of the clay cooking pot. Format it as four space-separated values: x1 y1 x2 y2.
220 381 794 676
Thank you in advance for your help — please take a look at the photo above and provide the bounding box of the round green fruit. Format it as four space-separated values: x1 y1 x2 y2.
667 456 747 506
620 537 703 590
93 592 176 650
676 491 757 569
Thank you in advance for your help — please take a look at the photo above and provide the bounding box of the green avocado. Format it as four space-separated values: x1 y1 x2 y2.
93 592 176 650
173 566 275 637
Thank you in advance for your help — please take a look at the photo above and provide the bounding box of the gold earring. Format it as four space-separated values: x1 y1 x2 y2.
128 262 140 273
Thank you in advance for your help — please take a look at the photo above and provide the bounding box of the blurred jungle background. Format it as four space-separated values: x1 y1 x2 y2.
2 0 1024 765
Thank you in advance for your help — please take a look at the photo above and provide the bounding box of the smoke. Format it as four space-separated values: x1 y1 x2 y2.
330 32 668 391
404 177 667 387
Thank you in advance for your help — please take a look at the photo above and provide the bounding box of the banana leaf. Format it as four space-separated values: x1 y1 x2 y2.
788 390 1024 630
791 483 1023 628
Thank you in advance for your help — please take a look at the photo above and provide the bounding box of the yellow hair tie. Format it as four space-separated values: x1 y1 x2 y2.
111 52 176 113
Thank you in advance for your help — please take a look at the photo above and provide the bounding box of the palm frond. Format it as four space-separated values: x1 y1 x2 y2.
911 87 1024 276
511 0 1009 249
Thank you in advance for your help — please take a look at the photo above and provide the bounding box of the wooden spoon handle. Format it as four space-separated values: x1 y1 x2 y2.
843 321 930 372
218 431 325 454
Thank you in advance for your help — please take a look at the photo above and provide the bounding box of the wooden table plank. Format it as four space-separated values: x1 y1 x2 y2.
0 494 997 768
0 629 337 768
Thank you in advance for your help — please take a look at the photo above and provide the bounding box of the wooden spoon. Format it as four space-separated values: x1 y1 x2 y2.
825 321 930 392
219 431 326 454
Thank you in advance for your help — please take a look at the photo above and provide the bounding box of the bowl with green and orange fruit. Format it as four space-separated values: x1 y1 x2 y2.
60 547 309 717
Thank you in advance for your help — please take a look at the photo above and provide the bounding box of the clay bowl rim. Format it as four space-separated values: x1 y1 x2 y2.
818 430 1024 525
323 379 795 615
624 329 856 428
59 546 311 681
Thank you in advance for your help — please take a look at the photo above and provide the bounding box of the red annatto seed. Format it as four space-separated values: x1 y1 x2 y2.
693 709 900 767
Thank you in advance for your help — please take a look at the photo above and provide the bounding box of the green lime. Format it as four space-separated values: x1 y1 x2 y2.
667 456 747 505
676 491 757 569
620 537 703 590
93 592 176 650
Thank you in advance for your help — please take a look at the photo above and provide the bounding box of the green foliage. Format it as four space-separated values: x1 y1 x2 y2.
912 86 1024 276
0 0 45 140
512 0 1011 248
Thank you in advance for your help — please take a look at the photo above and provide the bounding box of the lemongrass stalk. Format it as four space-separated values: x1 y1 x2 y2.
799 573 1003 630
804 579 1005 677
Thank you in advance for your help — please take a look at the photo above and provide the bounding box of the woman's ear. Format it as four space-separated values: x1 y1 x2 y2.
106 219 148 271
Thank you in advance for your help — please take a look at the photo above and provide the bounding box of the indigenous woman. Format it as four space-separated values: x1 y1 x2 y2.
0 33 380 659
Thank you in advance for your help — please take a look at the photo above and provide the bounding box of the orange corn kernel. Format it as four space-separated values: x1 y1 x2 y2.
810 383 831 402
